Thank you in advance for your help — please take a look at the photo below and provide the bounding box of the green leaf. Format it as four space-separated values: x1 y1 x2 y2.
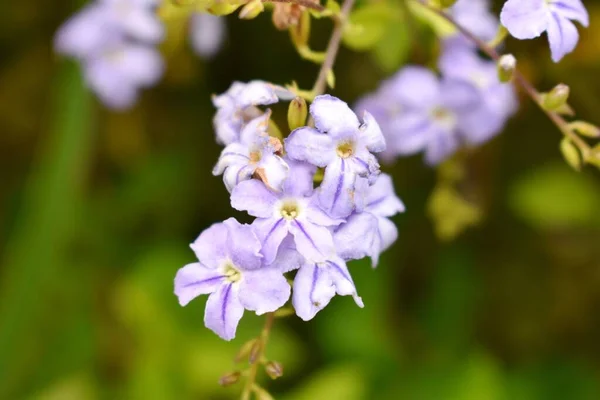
343 3 398 51
372 18 412 72
407 0 457 38
283 365 367 400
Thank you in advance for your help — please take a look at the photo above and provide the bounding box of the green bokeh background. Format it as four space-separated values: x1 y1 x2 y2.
1 0 600 399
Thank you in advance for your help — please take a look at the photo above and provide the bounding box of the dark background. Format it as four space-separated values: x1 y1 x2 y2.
1 0 600 398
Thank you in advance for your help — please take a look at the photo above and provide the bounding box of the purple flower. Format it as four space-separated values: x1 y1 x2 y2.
213 112 289 192
231 160 342 265
99 0 164 43
292 255 363 321
190 13 226 59
174 218 290 340
439 45 518 145
334 174 405 267
500 0 589 62
285 95 386 218
370 66 480 165
83 39 164 110
213 81 280 145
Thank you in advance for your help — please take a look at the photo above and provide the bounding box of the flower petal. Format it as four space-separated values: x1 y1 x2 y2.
282 158 316 197
551 0 589 27
231 179 279 218
289 219 335 262
268 236 305 272
310 95 360 137
547 12 580 62
333 212 380 262
204 283 244 341
359 110 386 153
500 0 549 40
223 163 255 193
252 217 289 265
190 222 229 269
239 267 291 314
285 127 336 168
257 154 289 192
424 127 460 166
292 262 336 321
377 216 398 256
365 174 405 217
237 80 279 108
384 66 441 109
174 262 225 306
318 158 358 218
223 218 263 271
212 142 250 176
325 258 364 307
190 13 226 58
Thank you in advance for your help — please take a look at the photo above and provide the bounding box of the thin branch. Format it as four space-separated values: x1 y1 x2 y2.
240 313 276 400
311 0 356 95
262 0 325 12
416 0 592 160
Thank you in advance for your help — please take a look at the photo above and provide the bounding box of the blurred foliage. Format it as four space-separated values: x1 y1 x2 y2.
1 0 600 399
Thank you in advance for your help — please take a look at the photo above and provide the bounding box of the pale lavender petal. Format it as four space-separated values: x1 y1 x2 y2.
84 60 139 110
384 66 440 109
333 212 380 262
190 13 226 58
282 158 316 197
359 110 386 153
425 128 460 166
190 222 229 269
258 153 289 192
204 283 244 341
551 0 589 26
54 5 116 58
237 81 279 108
239 267 291 314
365 173 405 217
213 107 242 145
222 163 255 193
377 216 398 256
318 158 356 218
306 202 345 227
392 113 437 156
292 262 336 321
547 12 580 62
231 179 279 218
325 258 364 307
223 218 263 271
212 142 250 176
117 44 164 87
117 7 164 43
239 113 270 145
267 236 305 272
500 0 549 40
285 127 336 167
289 219 335 262
174 262 225 306
252 217 289 265
310 95 360 138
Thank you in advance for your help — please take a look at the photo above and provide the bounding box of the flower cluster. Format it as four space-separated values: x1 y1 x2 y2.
55 1 227 109
174 82 404 340
356 1 518 166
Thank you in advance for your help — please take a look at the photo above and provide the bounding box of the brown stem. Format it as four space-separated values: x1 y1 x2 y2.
240 313 276 400
311 0 356 96
416 0 592 159
262 0 325 12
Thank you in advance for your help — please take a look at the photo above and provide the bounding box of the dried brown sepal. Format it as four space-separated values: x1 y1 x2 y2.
249 339 264 364
235 338 259 363
219 371 241 387
265 361 284 379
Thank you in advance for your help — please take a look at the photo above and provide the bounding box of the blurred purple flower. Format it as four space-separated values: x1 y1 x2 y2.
285 95 386 218
231 161 342 265
450 0 499 46
190 13 226 58
292 255 363 321
213 112 289 192
500 0 589 62
174 218 290 341
213 81 280 145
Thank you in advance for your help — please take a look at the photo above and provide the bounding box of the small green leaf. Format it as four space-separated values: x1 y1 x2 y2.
372 18 412 72
342 3 397 51
407 0 457 38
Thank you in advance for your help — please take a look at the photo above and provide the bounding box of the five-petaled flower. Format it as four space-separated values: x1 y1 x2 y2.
285 95 386 218
174 218 290 340
501 0 589 62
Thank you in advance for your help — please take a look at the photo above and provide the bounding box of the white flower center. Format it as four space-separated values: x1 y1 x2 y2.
336 141 355 158
279 199 301 220
222 263 241 283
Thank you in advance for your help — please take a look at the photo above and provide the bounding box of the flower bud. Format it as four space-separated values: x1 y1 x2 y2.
235 338 258 363
249 339 263 364
288 97 308 131
569 121 600 138
218 371 241 387
497 54 516 83
265 361 284 379
559 138 581 171
542 84 570 111
290 11 310 47
239 0 264 20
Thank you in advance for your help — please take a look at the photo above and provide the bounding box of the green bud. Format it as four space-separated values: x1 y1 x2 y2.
326 69 335 89
265 361 284 379
290 11 310 48
497 54 516 83
249 339 263 364
239 0 264 20
542 83 570 111
234 338 258 363
559 138 581 171
218 371 241 387
288 97 308 131
569 120 600 138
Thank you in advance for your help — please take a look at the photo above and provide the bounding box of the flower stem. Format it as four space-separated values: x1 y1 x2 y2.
415 0 592 161
240 312 276 400
311 0 356 96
